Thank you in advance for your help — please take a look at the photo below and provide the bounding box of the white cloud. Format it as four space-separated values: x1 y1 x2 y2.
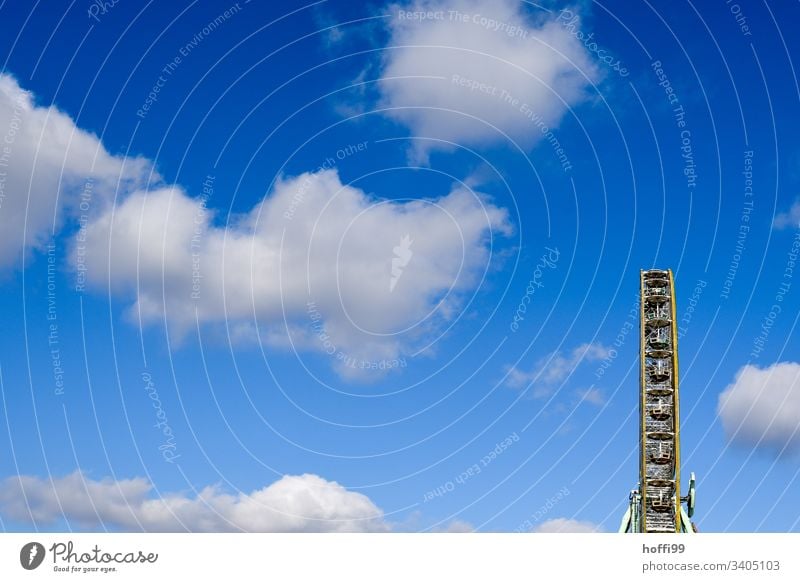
0 73 512 374
74 169 511 371
577 387 605 406
773 201 800 230
718 362 800 455
0 74 151 269
434 519 474 532
378 0 599 156
0 472 388 532
533 517 602 533
504 342 611 395
504 365 537 389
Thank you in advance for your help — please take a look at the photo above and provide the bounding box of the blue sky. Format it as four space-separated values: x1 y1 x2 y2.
0 0 799 533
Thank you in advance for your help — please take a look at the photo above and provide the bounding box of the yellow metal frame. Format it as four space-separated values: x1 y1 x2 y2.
669 269 681 533
639 269 682 533
639 270 647 532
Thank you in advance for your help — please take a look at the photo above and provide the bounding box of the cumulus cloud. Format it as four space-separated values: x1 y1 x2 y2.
0 471 387 532
378 0 599 156
0 73 151 269
74 169 511 371
504 342 611 396
773 201 800 230
0 72 511 373
718 362 800 455
533 517 603 533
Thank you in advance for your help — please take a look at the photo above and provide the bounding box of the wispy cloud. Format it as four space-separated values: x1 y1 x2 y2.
576 387 606 406
533 517 603 532
432 519 474 532
504 342 612 397
773 201 800 230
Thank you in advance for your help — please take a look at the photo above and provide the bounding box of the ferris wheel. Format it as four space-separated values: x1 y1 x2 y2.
619 269 697 534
